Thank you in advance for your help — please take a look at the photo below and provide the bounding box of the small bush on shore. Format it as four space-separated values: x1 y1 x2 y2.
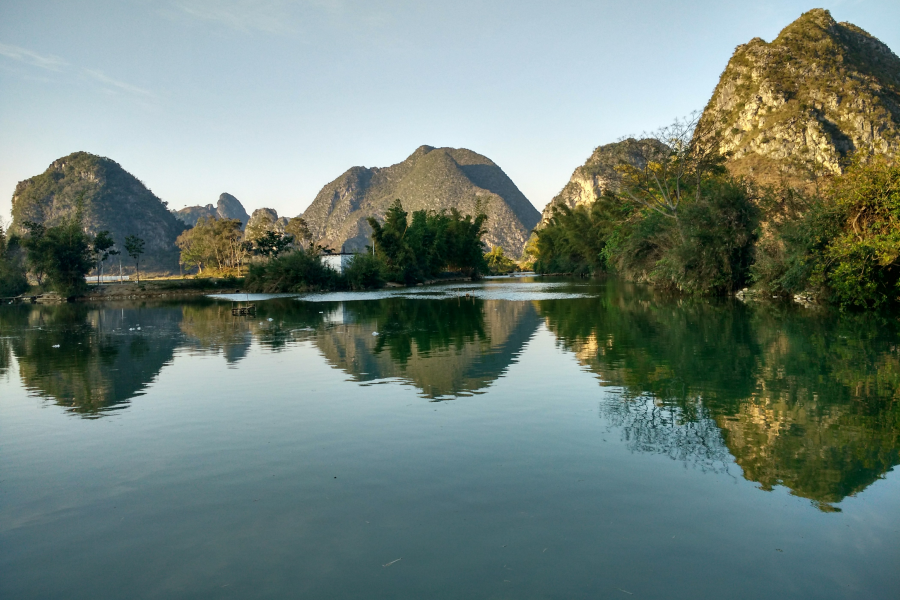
245 247 339 293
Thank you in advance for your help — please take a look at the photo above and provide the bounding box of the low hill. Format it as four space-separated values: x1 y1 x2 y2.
11 152 185 271
301 146 541 256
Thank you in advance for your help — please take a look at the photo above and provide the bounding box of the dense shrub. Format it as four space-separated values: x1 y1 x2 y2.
244 248 339 293
753 159 900 308
536 177 759 294
650 179 759 293
343 253 386 290
534 193 630 275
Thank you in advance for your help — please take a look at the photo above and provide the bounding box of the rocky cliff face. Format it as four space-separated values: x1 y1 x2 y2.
174 204 218 227
174 193 250 229
216 193 250 227
301 146 541 256
537 138 668 226
698 8 900 185
244 208 289 241
11 152 186 271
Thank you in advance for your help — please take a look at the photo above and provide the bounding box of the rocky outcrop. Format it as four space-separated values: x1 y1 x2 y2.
244 208 290 241
216 193 250 227
174 204 217 227
174 193 250 229
538 138 668 226
698 8 900 185
301 146 541 256
11 152 186 271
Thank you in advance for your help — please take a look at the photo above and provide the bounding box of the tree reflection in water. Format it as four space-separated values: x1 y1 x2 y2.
600 393 733 475
538 280 900 510
314 297 541 399
2 303 183 417
2 281 898 510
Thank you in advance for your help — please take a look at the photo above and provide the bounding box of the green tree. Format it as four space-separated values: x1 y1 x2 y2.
284 217 312 248
752 158 900 308
20 221 52 286
124 235 145 283
815 159 900 308
255 230 294 258
91 230 117 285
0 224 29 297
43 215 93 295
175 217 247 275
367 200 488 284
485 246 518 275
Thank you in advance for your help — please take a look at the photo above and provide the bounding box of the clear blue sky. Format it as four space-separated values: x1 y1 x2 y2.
1 1 897 224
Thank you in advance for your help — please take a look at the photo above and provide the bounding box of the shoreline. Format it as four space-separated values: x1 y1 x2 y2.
4 274 488 305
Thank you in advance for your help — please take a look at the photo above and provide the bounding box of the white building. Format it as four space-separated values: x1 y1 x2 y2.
320 253 355 274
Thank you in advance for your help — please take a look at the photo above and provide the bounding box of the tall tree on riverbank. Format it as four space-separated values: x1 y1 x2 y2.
91 231 117 284
0 223 28 297
124 236 145 284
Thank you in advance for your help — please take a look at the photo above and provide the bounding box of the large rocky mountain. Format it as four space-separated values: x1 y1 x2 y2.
11 152 185 271
698 8 900 185
301 146 541 256
537 138 668 226
174 193 250 229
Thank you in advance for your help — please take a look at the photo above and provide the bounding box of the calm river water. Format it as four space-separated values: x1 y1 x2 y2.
1 277 898 599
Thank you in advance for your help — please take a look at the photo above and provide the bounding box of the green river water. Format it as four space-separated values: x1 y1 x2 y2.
1 277 898 599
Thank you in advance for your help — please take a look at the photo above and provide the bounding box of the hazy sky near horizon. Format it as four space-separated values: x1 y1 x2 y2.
1 1 898 223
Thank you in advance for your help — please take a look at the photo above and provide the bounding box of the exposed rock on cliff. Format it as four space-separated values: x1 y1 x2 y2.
244 208 289 241
11 152 185 271
216 193 250 227
537 138 668 226
174 204 217 227
174 193 250 229
301 146 540 256
698 8 900 185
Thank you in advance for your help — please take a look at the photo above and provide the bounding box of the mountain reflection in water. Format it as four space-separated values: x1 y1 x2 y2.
538 281 900 510
1 279 898 510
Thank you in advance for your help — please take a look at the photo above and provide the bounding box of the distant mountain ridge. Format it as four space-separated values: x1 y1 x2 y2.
10 152 185 271
697 8 900 184
301 146 541 256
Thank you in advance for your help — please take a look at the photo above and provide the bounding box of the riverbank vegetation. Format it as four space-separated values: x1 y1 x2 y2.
244 200 489 293
531 120 900 308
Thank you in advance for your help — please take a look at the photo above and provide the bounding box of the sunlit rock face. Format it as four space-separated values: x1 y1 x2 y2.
301 146 541 256
697 8 900 185
312 299 541 399
537 138 667 228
